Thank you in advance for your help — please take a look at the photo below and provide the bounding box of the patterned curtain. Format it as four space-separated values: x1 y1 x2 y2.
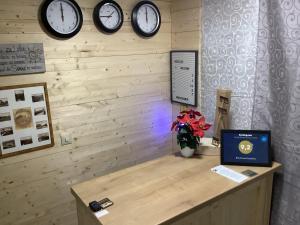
201 0 260 136
252 0 300 224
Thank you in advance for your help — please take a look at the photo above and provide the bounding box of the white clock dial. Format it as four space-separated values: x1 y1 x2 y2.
46 0 80 34
99 3 122 29
137 4 159 34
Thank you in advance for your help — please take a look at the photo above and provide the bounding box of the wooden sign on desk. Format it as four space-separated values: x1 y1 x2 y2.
212 89 232 146
0 43 46 76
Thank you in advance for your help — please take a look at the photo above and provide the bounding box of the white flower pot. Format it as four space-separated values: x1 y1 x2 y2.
180 147 195 158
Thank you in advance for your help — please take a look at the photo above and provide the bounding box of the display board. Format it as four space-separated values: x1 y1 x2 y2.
171 51 198 106
0 43 45 76
0 83 54 158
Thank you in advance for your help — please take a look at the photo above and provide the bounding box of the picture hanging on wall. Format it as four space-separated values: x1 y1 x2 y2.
171 51 198 107
0 83 54 158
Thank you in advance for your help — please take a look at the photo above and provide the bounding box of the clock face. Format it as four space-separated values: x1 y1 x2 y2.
137 4 159 34
132 1 161 37
41 0 83 38
93 0 123 33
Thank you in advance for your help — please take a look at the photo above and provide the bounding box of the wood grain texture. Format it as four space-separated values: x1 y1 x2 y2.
171 0 202 152
71 155 281 225
0 0 172 225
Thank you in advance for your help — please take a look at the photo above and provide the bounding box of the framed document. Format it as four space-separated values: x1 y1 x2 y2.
221 130 272 167
170 51 198 106
0 83 54 158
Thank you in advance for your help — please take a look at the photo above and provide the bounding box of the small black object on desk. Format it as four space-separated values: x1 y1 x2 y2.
89 198 114 212
89 201 102 212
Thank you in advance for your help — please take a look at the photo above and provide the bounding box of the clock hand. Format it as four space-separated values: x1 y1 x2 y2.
146 7 148 23
60 2 64 22
100 12 114 18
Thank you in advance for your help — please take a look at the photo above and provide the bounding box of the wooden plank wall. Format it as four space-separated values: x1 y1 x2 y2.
171 0 201 150
0 0 172 225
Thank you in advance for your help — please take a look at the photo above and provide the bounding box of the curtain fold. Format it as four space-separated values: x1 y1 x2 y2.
252 0 300 224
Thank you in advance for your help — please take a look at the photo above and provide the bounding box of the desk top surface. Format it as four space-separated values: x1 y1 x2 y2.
71 154 281 225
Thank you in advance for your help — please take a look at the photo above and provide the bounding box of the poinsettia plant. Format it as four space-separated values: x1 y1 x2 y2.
171 110 211 150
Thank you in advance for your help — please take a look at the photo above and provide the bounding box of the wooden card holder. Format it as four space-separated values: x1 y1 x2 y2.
212 89 232 146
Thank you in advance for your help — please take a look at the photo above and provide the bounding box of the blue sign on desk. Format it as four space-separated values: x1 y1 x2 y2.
221 130 272 167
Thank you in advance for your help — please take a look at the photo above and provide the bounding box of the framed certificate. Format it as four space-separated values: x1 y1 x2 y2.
170 51 198 106
221 130 272 167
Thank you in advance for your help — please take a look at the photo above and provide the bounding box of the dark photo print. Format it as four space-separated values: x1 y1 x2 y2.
36 120 48 129
220 96 229 104
20 136 33 146
34 107 46 116
2 139 16 150
15 90 25 102
32 93 44 103
0 127 13 136
0 112 11 122
38 133 50 142
0 98 9 107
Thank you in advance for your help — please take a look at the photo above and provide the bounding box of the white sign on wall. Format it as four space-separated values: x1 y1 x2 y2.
0 43 46 76
171 51 198 106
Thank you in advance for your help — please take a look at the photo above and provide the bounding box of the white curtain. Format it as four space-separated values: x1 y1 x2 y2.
252 0 300 224
202 0 300 224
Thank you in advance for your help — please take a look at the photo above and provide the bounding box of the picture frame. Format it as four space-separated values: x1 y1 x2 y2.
170 51 198 107
0 83 54 158
221 130 272 167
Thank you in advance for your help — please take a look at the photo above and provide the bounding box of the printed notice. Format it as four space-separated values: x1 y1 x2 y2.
0 43 46 76
171 51 197 106
211 165 248 183
94 210 109 218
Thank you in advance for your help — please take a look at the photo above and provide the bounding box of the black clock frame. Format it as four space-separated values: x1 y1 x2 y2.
93 0 124 34
41 0 83 39
131 1 161 38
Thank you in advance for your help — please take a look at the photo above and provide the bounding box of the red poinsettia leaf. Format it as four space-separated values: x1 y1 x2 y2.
171 121 177 131
203 123 212 130
198 116 205 126
194 111 202 116
194 130 204 138
185 114 193 122
177 114 184 119
190 123 198 131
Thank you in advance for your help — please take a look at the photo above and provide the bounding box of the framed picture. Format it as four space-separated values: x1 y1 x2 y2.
170 51 198 106
221 130 272 167
0 83 54 158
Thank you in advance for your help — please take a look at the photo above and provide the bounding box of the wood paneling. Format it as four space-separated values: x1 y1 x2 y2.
171 175 274 225
0 0 172 225
171 0 202 151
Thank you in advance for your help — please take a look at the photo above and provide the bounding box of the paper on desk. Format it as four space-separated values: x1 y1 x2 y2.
94 209 109 218
211 165 248 183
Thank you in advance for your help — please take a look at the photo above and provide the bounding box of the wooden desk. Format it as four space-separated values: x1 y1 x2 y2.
71 155 281 225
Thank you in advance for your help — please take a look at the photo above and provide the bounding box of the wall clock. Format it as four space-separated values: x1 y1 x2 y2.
93 0 123 33
41 0 83 38
131 1 161 38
